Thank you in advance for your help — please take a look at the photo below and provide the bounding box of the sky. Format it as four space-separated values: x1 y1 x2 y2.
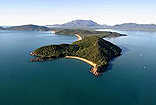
0 0 156 25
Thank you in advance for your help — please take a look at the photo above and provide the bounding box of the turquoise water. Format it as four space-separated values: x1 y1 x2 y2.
1 30 156 105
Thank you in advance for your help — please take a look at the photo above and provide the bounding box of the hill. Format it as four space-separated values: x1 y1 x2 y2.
110 23 156 31
31 36 122 76
5 24 50 31
54 29 126 39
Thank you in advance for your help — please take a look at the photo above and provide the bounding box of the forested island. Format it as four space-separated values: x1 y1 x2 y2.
4 24 50 31
30 36 122 76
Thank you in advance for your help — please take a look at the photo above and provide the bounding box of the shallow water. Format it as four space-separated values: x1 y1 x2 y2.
0 30 156 105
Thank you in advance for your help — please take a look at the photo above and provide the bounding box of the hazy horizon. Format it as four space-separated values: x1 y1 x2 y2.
0 0 156 26
1 20 156 27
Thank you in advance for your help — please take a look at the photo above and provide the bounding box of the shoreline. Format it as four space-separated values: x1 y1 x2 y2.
51 30 82 41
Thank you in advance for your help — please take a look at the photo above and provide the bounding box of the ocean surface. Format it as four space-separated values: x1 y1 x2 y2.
1 30 156 105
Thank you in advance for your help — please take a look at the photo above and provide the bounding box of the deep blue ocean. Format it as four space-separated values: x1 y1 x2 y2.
1 30 156 105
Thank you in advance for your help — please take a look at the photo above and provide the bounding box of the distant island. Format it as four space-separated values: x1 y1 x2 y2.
4 24 50 31
30 29 123 76
109 23 156 31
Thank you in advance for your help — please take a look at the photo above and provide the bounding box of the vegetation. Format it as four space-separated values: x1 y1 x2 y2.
54 29 126 38
33 36 122 74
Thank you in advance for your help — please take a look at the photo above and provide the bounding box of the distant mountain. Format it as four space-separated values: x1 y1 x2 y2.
5 24 50 31
47 20 109 28
61 20 100 27
0 26 4 30
110 23 156 31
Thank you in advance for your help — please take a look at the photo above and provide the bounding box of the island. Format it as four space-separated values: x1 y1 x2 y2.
5 24 50 31
110 23 156 31
30 35 122 76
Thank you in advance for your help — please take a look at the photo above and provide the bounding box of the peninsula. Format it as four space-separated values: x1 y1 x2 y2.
30 35 122 76
54 29 126 39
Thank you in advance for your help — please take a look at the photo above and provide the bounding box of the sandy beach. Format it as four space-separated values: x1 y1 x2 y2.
51 31 82 41
66 56 96 67
75 34 82 40
51 31 55 34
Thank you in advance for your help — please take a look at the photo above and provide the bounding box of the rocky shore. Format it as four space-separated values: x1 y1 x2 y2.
90 66 101 76
30 52 57 62
90 65 108 76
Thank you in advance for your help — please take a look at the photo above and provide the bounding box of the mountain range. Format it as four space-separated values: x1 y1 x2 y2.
0 20 156 31
47 20 156 31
